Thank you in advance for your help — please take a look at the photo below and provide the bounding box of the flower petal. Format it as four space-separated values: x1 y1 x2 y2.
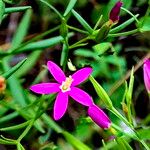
47 61 66 83
88 104 111 128
143 59 150 92
53 92 68 120
72 67 92 86
30 83 60 94
109 1 123 23
69 87 93 106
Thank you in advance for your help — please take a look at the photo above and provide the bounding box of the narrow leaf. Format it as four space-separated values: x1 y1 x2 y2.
63 131 91 150
2 58 27 79
72 9 93 34
15 51 41 78
110 14 139 34
5 6 31 14
13 33 74 53
89 75 113 108
0 0 5 23
10 9 32 50
0 120 31 131
64 0 77 17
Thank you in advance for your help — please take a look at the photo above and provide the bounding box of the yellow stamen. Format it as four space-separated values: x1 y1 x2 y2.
60 76 73 92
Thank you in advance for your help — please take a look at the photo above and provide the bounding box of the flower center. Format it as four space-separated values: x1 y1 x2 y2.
60 76 73 92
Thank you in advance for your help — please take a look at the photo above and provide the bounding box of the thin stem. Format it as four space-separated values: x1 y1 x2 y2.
140 140 150 150
42 114 63 133
40 0 63 19
17 119 34 142
121 7 139 25
94 15 103 30
60 38 69 71
67 25 89 34
108 29 139 37
110 107 134 129
69 37 89 49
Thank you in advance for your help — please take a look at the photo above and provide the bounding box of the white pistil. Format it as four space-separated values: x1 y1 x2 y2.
60 76 74 93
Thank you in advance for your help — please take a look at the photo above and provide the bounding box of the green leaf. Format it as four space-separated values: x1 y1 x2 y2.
110 14 139 34
2 58 27 79
89 75 113 108
140 17 150 32
74 48 99 60
0 0 5 23
0 120 31 131
62 131 91 150
42 114 62 133
2 58 27 107
40 0 63 19
116 137 132 150
138 128 150 140
72 9 93 34
3 0 20 4
126 67 134 104
0 138 15 145
2 57 45 133
0 112 19 123
15 51 41 78
63 0 77 17
5 6 31 14
13 33 74 53
93 42 113 56
10 9 32 50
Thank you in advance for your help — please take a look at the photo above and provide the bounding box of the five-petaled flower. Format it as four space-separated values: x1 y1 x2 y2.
30 61 111 128
143 58 150 93
109 1 123 23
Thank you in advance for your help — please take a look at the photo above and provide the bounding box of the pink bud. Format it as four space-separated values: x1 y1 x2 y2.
109 1 123 23
143 59 150 93
88 104 111 128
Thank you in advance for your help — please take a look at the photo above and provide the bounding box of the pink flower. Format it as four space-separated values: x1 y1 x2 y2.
30 61 111 128
109 1 123 23
30 61 93 120
88 104 111 128
143 59 150 93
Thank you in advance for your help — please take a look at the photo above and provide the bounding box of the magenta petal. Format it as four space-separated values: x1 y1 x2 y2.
109 1 123 22
72 67 93 86
69 87 93 106
53 92 68 120
88 104 111 128
30 83 60 94
47 61 66 83
143 59 150 92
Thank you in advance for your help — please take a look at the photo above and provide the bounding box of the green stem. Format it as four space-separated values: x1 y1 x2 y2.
140 140 150 150
40 0 63 19
42 114 63 133
60 38 69 71
121 7 139 25
67 25 88 34
94 15 103 30
17 119 34 142
108 29 139 37
69 37 89 49
110 107 133 129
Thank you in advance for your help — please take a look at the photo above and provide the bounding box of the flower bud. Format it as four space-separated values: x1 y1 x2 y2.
0 76 6 93
143 58 150 93
88 104 111 129
60 18 68 38
109 1 123 23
